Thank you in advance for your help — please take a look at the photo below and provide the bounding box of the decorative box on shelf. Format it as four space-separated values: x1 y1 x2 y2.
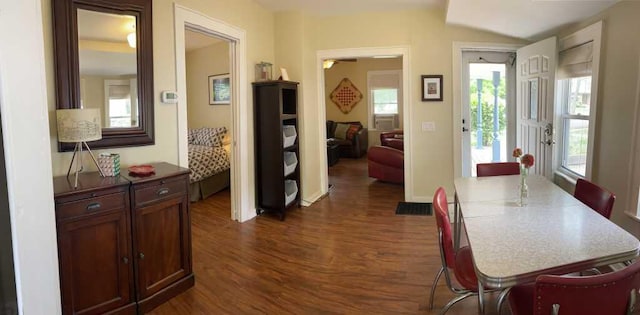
98 153 120 176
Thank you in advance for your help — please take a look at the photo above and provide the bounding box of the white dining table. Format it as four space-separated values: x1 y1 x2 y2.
454 174 640 313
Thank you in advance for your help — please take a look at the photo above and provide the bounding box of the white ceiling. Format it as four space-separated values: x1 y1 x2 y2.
446 0 619 40
252 0 620 40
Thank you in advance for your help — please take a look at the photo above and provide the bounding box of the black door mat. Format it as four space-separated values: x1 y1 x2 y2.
395 202 433 215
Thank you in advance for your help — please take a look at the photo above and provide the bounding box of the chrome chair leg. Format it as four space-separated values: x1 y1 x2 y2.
478 280 485 314
439 292 475 315
429 267 444 310
496 287 512 315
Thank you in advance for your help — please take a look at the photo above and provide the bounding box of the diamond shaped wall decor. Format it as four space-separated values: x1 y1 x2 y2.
330 78 363 114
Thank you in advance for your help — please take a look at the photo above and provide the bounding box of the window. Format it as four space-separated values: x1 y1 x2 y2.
559 76 591 176
368 70 401 130
555 22 601 179
372 89 398 115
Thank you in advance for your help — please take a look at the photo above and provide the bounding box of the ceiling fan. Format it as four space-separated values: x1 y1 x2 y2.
323 58 357 69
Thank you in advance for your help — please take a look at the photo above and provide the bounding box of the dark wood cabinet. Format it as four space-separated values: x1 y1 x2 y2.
54 175 136 315
253 80 301 220
125 163 194 312
54 162 194 314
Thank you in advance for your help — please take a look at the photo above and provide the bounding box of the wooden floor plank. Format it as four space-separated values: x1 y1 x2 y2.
149 157 502 315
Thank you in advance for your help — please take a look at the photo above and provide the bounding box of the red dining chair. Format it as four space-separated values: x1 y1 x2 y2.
508 260 640 315
429 187 493 314
476 162 520 177
574 178 616 219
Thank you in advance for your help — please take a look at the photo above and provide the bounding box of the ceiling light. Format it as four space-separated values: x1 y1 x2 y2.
127 32 136 48
323 60 335 69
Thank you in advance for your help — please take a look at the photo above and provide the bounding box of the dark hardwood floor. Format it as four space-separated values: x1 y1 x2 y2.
149 156 502 314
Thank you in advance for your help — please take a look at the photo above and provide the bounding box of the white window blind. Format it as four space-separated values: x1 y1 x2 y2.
557 41 593 79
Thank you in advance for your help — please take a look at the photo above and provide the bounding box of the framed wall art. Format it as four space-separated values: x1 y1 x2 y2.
209 73 230 105
421 75 443 102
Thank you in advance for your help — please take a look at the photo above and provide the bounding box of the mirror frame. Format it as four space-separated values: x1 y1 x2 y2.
53 0 154 151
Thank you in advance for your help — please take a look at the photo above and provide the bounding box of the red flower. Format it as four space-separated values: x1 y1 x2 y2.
512 148 522 158
521 154 535 168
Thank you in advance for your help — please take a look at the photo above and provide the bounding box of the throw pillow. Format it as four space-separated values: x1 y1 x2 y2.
334 123 350 140
345 124 361 140
192 127 227 147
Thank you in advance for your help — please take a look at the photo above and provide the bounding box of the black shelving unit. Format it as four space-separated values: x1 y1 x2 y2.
253 80 301 220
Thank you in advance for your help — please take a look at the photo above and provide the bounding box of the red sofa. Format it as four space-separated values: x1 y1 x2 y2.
380 130 403 151
368 145 404 184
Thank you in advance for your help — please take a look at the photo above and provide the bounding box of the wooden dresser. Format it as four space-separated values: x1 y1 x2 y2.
53 162 194 314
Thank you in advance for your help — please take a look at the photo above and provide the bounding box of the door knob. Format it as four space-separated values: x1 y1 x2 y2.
139 253 145 259
541 139 555 146
462 127 469 132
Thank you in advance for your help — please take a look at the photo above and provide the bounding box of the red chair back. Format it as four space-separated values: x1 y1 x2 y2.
533 260 640 315
433 187 455 268
476 162 520 177
574 178 616 219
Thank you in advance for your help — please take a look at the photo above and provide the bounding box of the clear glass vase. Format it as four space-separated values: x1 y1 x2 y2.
519 167 529 206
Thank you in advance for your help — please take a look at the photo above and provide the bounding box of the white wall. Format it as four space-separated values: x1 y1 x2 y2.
275 9 524 203
0 0 61 313
557 2 640 236
186 41 232 130
43 0 275 176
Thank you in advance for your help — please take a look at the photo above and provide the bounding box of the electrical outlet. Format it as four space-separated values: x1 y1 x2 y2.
422 121 436 132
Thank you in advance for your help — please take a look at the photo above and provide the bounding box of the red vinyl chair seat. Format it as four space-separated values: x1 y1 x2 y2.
453 246 480 290
476 162 520 177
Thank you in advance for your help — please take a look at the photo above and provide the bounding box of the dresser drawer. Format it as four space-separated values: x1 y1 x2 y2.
133 176 187 207
56 191 127 221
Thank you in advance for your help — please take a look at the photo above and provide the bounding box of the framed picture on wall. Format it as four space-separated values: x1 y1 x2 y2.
421 75 443 102
209 73 230 105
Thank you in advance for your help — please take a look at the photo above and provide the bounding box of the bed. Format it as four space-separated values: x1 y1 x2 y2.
188 127 231 202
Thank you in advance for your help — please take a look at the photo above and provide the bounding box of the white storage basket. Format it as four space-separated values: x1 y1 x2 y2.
283 125 297 148
283 152 298 176
284 180 298 206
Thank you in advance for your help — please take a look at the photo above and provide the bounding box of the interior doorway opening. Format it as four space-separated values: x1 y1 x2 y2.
316 47 412 202
174 4 251 222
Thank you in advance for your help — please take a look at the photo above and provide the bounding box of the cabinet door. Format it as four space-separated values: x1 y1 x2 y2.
134 195 191 299
57 211 134 314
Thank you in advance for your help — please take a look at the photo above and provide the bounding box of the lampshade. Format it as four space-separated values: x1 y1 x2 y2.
56 108 102 143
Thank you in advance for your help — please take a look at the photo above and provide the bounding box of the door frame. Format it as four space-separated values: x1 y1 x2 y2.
316 46 412 202
174 4 251 222
452 42 522 178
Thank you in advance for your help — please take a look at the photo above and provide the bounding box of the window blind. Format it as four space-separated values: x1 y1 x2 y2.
557 41 593 79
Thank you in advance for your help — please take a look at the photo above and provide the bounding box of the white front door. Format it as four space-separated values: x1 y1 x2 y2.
516 37 557 179
461 51 516 177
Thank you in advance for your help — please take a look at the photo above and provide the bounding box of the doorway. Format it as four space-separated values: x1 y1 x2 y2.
461 51 516 177
174 4 251 222
316 47 412 202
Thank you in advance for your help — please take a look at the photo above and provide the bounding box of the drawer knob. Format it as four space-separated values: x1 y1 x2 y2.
122 257 129 264
157 188 170 196
139 252 145 259
86 203 101 211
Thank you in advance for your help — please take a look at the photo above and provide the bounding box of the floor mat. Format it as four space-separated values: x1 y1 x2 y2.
395 202 433 215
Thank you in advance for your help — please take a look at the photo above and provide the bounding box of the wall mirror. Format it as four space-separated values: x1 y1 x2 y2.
53 0 154 151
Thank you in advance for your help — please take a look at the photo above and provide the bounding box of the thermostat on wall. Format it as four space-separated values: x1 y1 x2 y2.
161 91 178 104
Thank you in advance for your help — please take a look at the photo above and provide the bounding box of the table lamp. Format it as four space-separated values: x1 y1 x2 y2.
56 108 105 187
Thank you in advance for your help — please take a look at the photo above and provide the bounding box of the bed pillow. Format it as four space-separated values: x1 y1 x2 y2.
191 127 227 147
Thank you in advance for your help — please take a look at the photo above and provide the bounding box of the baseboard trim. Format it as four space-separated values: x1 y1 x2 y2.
302 190 325 206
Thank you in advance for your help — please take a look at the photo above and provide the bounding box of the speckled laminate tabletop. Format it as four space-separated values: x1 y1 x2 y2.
454 174 640 288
